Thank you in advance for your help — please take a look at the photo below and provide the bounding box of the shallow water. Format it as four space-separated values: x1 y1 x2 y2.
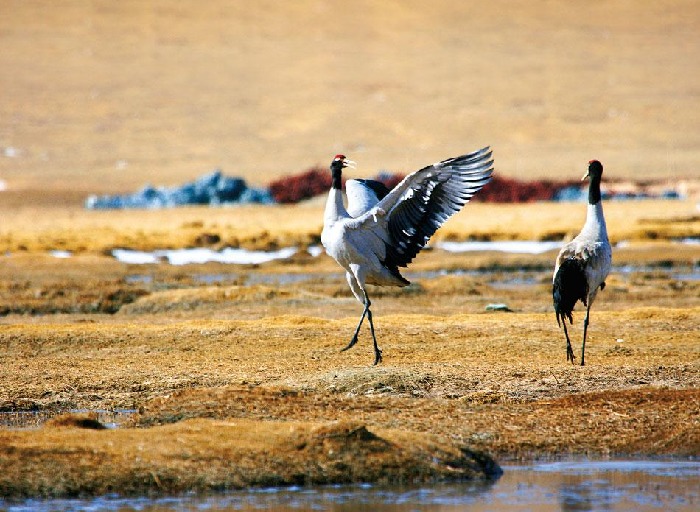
0 409 138 430
3 460 697 511
121 263 699 291
44 237 700 263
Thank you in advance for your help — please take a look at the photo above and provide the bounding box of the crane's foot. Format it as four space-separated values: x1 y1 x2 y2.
566 342 576 364
341 336 358 352
372 347 383 366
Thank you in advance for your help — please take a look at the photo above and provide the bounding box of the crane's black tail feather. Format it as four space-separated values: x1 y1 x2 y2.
553 257 588 327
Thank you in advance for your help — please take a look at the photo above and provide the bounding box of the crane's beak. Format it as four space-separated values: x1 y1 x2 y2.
581 171 590 181
343 159 357 169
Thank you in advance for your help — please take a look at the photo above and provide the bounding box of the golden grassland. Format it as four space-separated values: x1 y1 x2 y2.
1 0 700 193
0 195 698 254
0 200 698 498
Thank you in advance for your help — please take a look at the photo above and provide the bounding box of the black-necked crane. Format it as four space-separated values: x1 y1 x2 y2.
321 147 494 365
553 160 612 366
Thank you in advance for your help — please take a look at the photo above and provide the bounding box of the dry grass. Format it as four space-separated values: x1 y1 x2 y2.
0 200 697 498
1 0 699 194
3 307 698 411
0 198 698 254
0 297 698 497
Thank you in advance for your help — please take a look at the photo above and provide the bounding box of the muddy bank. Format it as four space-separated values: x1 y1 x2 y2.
0 417 500 499
136 386 700 460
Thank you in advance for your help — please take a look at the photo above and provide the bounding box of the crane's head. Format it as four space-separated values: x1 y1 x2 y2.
329 155 356 190
330 154 356 173
583 160 603 181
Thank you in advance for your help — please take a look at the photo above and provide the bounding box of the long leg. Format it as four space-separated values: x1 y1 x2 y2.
366 305 382 365
341 270 367 352
341 297 369 353
341 292 382 364
581 303 591 366
341 268 382 364
562 319 576 364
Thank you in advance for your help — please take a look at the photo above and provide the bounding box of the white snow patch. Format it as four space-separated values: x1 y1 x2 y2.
112 249 161 265
437 240 563 255
112 247 298 265
307 245 324 257
49 250 72 259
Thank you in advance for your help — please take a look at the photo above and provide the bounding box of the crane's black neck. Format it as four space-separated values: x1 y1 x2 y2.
586 160 604 205
331 166 343 190
588 174 602 205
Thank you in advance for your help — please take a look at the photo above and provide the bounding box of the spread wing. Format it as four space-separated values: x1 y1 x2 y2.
347 146 493 272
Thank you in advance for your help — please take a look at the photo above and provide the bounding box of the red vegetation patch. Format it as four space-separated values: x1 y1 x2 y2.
474 176 580 203
268 168 581 204
269 168 334 204
269 169 406 204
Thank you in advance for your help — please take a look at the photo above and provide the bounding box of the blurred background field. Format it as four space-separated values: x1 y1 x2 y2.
1 0 699 196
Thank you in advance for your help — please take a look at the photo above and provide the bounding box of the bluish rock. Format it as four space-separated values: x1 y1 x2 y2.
553 186 586 202
237 187 275 204
85 170 274 209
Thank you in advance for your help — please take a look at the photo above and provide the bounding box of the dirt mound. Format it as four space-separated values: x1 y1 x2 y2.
287 366 472 398
290 421 501 485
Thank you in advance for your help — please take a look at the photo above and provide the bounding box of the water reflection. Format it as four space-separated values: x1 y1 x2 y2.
0 409 138 430
2 460 697 511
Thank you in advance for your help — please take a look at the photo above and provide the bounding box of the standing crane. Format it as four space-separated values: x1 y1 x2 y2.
321 147 494 365
553 160 612 366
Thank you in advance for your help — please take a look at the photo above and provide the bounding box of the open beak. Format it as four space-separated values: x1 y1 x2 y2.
343 159 357 169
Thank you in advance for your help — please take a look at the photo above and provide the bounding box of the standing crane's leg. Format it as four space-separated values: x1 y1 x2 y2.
562 319 576 364
365 302 382 365
342 297 369 353
340 268 382 365
581 303 592 366
341 270 366 353
341 291 381 364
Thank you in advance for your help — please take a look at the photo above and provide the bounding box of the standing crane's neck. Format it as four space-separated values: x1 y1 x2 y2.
588 173 602 205
583 174 608 239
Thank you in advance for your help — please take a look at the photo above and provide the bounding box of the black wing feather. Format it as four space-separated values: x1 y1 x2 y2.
383 149 493 270
553 257 589 326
